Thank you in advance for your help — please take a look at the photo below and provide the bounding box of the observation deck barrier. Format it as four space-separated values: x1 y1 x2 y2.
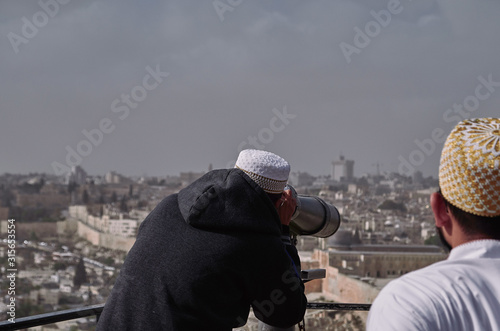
0 302 371 330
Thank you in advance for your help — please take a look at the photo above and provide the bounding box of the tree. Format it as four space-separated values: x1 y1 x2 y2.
67 181 78 194
2 188 14 207
82 189 89 204
16 301 44 319
111 191 117 203
73 257 87 290
120 196 128 213
30 230 38 241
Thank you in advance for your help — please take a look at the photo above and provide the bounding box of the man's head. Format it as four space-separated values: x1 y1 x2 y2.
235 149 290 199
432 118 500 247
235 149 297 226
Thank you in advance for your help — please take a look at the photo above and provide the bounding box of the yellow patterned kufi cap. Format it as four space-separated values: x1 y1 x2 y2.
235 149 290 194
439 118 500 217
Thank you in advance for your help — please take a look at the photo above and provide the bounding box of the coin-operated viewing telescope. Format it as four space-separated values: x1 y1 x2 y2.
259 186 342 331
259 186 341 331
286 185 341 238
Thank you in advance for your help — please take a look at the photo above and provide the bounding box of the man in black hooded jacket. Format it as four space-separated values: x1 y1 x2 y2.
97 150 307 330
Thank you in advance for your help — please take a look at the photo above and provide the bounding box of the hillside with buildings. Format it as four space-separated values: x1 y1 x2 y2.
0 158 445 330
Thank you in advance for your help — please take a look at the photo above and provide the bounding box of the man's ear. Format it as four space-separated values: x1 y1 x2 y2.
430 192 452 227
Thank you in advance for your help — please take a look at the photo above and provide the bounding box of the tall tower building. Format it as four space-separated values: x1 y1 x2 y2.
66 166 88 185
331 155 354 182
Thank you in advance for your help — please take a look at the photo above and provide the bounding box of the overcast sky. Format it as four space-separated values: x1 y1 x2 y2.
1 0 499 178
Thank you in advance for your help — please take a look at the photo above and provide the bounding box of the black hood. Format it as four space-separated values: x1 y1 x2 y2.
177 168 281 235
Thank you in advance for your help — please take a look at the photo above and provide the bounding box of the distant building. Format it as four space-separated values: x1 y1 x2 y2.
332 155 354 182
52 251 75 263
69 205 138 237
66 166 87 185
69 205 139 251
105 171 121 184
289 171 316 187
30 288 60 306
326 229 447 278
15 184 70 210
311 175 336 188
107 219 137 237
19 269 54 286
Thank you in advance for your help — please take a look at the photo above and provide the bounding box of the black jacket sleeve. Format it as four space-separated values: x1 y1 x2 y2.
251 225 307 328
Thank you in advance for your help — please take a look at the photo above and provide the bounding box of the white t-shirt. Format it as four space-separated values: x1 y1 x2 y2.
367 240 500 331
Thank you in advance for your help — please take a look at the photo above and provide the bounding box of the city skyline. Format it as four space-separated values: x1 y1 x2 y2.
2 1 499 178
0 158 438 180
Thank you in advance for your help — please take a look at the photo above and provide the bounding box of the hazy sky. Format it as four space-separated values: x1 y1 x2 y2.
1 0 499 178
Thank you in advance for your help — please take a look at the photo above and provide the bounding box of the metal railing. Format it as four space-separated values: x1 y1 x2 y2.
0 304 103 331
0 302 371 330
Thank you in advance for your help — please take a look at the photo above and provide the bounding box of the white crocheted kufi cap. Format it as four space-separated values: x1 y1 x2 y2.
235 149 290 194
439 117 500 217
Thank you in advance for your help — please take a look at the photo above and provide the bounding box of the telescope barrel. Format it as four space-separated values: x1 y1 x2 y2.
286 186 342 238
